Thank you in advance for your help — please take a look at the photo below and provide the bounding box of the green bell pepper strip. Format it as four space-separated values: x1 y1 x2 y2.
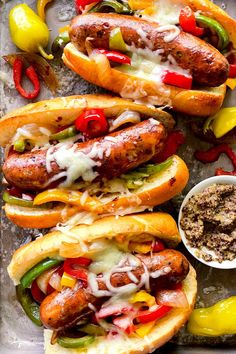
89 0 133 15
16 284 42 326
13 139 26 152
109 28 127 52
195 14 229 50
20 258 62 288
80 324 106 336
3 191 53 209
50 125 77 141
51 31 70 56
57 335 95 348
121 157 173 189
3 191 34 208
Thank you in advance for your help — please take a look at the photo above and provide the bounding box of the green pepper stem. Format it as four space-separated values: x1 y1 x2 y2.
38 44 54 60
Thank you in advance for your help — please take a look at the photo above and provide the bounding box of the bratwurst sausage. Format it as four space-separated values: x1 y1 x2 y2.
70 13 229 87
3 119 166 190
40 250 189 330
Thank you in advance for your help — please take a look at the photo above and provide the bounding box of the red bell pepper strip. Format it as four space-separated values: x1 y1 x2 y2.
75 108 108 138
152 239 165 252
229 64 236 78
98 49 131 65
137 304 171 324
153 130 185 163
31 279 45 303
63 258 91 282
13 58 40 99
75 0 101 12
194 143 236 176
7 186 23 198
179 6 204 37
162 70 193 89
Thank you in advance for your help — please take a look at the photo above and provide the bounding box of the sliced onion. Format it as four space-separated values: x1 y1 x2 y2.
49 271 62 291
109 111 141 132
36 267 58 294
97 303 133 319
156 289 189 308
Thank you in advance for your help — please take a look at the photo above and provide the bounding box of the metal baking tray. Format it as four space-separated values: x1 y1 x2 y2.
0 0 235 353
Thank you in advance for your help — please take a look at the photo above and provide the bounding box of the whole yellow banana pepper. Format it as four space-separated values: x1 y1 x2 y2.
9 4 53 60
187 296 236 336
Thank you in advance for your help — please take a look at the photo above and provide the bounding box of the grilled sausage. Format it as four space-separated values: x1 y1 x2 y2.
40 250 189 330
3 119 166 190
70 13 229 87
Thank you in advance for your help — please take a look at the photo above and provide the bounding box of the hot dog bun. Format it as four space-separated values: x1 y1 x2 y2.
0 95 188 229
7 212 197 353
62 0 236 116
0 94 174 147
8 212 182 284
4 154 189 228
44 264 196 354
63 45 226 117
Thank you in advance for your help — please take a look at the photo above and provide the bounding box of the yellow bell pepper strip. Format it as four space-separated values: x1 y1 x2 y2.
135 320 156 337
33 189 104 213
204 107 236 138
128 242 152 254
128 0 153 10
59 25 70 33
37 0 54 22
61 272 77 288
187 296 236 336
226 78 236 90
130 290 156 307
9 4 53 60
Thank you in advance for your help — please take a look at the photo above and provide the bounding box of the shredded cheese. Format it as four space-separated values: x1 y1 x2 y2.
46 142 99 187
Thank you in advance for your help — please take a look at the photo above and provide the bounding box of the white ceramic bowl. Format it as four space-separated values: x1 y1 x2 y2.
178 175 236 269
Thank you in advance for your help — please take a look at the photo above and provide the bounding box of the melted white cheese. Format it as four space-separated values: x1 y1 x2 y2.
46 142 99 187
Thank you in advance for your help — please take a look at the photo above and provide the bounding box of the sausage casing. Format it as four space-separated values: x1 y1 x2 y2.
70 13 229 87
3 119 166 190
40 250 189 330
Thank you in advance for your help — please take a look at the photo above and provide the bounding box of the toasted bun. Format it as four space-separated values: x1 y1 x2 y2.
4 155 189 229
0 94 174 147
8 212 181 284
3 204 82 229
62 44 226 117
43 264 196 354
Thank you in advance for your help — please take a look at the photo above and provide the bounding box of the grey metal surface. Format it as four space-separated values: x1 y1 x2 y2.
0 0 236 353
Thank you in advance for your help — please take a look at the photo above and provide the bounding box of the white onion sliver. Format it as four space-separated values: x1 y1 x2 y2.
109 111 141 132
